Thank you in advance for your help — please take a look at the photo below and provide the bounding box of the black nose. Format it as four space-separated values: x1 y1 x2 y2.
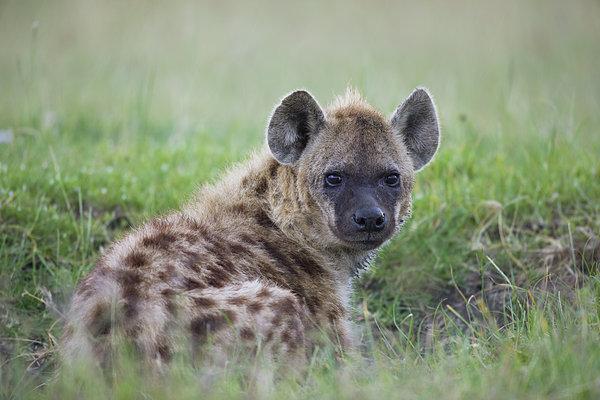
352 207 386 233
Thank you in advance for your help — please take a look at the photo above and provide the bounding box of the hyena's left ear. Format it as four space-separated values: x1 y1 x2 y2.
390 88 440 171
267 90 325 165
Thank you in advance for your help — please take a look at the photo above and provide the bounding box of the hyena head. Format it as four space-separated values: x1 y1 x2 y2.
267 88 440 251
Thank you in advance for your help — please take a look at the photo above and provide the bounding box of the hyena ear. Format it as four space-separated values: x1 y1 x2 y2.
390 88 440 171
267 90 325 165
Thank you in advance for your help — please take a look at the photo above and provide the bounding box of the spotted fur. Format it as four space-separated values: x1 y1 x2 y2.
61 87 440 371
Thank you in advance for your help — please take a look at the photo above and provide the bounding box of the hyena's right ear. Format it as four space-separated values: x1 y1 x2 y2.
267 90 325 165
390 88 440 171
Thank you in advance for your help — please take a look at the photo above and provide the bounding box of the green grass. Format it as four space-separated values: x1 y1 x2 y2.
1 0 600 398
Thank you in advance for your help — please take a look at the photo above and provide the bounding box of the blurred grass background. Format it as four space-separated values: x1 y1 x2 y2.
1 0 600 398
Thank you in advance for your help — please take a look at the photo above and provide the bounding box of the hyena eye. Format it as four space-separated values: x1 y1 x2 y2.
383 173 400 187
325 173 343 187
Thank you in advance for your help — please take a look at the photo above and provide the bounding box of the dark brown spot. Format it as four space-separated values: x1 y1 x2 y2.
248 301 264 314
228 296 248 306
209 262 234 282
255 178 268 195
181 232 198 244
123 302 137 319
203 235 231 260
257 287 271 299
205 275 226 288
287 336 300 351
240 327 255 341
223 309 237 324
272 313 283 326
142 232 177 250
301 294 321 314
231 203 249 214
327 309 341 324
181 250 202 272
204 262 233 288
239 233 259 247
156 339 172 363
119 269 143 288
184 277 205 290
124 251 149 268
272 296 299 316
190 315 226 341
158 264 176 281
282 329 292 344
268 161 279 179
124 323 141 339
265 329 274 343
255 210 277 230
229 241 254 257
290 252 324 276
193 297 216 308
119 269 143 318
161 288 178 315
87 303 112 336
261 242 299 277
213 257 236 274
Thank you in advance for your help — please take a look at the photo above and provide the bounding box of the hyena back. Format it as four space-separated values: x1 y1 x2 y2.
62 87 440 370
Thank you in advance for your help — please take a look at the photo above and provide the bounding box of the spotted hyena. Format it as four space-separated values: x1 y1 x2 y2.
61 87 440 371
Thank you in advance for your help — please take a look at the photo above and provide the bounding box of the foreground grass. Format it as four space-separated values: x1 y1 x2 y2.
5 280 600 399
1 0 599 398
